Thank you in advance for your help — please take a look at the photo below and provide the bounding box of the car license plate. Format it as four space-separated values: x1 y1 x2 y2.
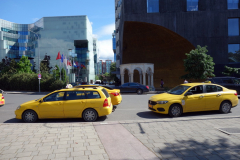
148 104 153 108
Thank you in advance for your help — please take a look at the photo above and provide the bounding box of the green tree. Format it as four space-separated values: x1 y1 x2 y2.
17 56 33 73
52 65 60 80
182 45 215 80
0 59 18 75
222 66 240 76
40 54 52 74
95 75 99 80
99 75 103 81
61 68 67 83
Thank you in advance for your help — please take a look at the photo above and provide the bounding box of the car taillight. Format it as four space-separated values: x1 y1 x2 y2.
234 93 238 96
146 86 149 89
111 92 119 96
2 96 4 99
103 99 109 107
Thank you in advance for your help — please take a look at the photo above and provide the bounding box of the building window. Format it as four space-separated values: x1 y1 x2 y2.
187 0 198 11
147 0 159 13
228 44 240 63
228 0 239 9
228 18 239 36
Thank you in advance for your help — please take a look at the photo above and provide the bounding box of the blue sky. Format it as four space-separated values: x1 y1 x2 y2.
0 0 115 61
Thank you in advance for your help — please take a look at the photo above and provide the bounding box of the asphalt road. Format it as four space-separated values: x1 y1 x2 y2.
0 93 240 123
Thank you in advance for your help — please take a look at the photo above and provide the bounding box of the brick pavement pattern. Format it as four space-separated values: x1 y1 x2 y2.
0 123 109 160
1 117 240 160
121 117 240 160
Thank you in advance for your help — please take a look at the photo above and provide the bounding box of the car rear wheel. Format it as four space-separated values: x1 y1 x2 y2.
219 101 231 114
169 104 182 117
137 89 143 95
83 109 98 122
22 110 38 123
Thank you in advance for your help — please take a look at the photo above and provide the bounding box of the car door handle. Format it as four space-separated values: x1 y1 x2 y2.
58 102 62 105
217 94 221 97
199 95 204 98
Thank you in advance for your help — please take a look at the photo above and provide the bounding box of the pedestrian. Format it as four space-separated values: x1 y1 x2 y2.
160 79 164 88
184 79 188 83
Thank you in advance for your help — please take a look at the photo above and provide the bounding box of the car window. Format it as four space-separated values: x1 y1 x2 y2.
66 91 86 100
85 91 101 99
122 83 129 87
212 78 223 83
167 85 190 95
206 85 218 93
217 86 223 91
222 78 234 84
129 83 139 86
101 89 110 98
232 78 240 84
44 92 65 102
188 85 203 94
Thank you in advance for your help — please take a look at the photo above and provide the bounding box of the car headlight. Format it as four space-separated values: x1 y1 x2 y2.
16 105 21 110
156 101 168 104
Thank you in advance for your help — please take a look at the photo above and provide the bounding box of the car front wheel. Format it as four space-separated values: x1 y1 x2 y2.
219 101 231 114
169 104 182 117
22 110 38 123
83 109 98 122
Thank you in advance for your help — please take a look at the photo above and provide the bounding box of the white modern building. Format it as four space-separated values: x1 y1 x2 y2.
0 15 97 83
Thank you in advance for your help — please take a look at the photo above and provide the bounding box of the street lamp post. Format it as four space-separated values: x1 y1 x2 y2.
28 29 41 92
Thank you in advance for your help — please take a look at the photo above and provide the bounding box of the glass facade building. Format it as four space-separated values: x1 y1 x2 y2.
0 16 97 83
106 60 112 74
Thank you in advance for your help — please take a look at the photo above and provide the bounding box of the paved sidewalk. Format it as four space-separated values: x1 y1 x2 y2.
1 117 240 160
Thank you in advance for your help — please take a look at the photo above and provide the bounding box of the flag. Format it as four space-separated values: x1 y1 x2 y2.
64 56 67 67
73 61 77 68
81 64 86 69
56 51 61 60
61 54 64 63
75 61 79 68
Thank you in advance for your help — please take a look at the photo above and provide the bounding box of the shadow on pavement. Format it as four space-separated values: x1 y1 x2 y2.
137 110 233 119
4 116 107 123
151 137 240 159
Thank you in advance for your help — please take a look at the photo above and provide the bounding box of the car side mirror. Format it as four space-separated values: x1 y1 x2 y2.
39 99 43 103
184 92 193 96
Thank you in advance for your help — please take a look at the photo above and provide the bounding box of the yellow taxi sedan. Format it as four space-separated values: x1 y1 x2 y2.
0 89 5 106
15 87 113 122
74 85 122 106
148 83 238 117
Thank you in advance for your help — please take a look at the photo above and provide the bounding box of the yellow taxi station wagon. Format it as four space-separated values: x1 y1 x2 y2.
15 87 113 122
148 83 239 117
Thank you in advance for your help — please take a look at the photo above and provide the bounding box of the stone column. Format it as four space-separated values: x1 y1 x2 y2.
143 72 146 85
140 74 142 84
121 74 124 85
148 74 150 86
151 73 155 91
130 73 134 82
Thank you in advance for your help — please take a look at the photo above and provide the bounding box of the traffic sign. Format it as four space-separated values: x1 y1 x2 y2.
38 74 41 79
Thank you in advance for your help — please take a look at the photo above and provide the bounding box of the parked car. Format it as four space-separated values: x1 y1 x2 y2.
114 82 149 94
15 87 113 122
74 85 122 106
69 83 77 87
0 89 5 106
207 77 240 94
148 82 238 117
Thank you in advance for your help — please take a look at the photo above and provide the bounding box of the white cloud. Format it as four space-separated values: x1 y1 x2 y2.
32 18 39 22
96 23 115 38
98 39 114 61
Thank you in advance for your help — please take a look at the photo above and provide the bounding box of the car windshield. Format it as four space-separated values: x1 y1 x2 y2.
167 85 190 95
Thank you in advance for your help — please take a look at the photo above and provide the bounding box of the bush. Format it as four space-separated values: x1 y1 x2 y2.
0 72 65 91
49 80 65 91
